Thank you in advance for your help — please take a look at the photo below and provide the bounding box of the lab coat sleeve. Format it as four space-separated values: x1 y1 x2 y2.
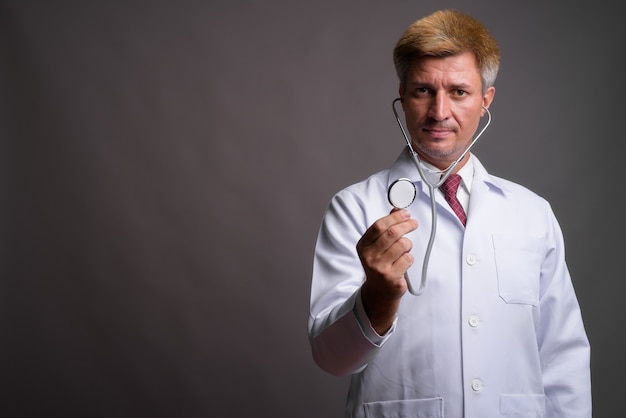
308 188 394 376
538 207 592 416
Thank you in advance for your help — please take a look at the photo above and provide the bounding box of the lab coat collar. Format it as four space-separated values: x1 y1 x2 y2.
386 148 511 197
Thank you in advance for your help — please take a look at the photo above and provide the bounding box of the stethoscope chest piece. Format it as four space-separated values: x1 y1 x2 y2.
388 178 417 209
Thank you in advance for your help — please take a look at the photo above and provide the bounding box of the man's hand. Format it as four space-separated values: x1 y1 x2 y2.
356 209 418 334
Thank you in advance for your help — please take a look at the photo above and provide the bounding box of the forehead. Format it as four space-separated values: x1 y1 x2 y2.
407 52 482 86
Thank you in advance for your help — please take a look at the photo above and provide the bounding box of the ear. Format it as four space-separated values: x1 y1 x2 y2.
481 86 496 115
398 84 406 109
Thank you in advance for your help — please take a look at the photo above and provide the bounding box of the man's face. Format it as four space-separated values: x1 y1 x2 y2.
400 51 495 170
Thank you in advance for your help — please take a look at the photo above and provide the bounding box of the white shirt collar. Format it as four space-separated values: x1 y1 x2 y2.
418 155 475 194
456 156 474 195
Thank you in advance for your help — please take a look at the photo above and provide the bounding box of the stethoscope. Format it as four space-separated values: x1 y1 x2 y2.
388 98 492 295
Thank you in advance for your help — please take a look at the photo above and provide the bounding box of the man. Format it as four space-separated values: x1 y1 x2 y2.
308 9 591 418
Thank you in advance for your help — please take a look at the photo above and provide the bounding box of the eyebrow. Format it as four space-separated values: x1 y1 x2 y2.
409 81 473 91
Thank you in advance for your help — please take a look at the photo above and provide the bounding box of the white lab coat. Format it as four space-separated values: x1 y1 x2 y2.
308 151 591 418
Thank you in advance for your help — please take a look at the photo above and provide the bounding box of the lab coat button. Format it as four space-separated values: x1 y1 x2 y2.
471 379 484 392
466 255 477 265
468 315 480 327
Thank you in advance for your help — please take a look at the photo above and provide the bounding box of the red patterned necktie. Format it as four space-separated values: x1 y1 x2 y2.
441 174 467 226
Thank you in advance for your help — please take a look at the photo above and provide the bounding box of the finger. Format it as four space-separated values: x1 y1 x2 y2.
383 236 413 263
359 231 415 280
377 235 414 277
389 242 415 276
367 218 418 259
359 209 414 248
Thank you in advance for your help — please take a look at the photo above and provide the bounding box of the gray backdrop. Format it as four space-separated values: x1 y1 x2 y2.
1 1 623 417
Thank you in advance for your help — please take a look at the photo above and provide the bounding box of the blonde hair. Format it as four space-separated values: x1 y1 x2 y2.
393 9 500 92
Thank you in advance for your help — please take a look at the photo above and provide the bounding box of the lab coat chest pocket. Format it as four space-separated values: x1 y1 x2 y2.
363 397 443 418
492 234 544 306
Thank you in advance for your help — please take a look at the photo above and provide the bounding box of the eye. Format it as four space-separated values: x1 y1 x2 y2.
413 87 431 96
454 89 468 96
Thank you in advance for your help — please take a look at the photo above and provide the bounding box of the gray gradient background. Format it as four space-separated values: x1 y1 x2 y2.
1 1 623 417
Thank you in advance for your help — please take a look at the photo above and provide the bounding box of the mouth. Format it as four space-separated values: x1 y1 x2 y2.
422 126 454 140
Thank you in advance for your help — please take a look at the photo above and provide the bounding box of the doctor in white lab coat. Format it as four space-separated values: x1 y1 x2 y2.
308 9 591 418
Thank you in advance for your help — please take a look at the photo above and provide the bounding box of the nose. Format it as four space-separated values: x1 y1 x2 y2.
428 93 451 122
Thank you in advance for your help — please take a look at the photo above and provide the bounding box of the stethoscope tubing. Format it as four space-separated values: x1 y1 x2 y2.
391 98 491 295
